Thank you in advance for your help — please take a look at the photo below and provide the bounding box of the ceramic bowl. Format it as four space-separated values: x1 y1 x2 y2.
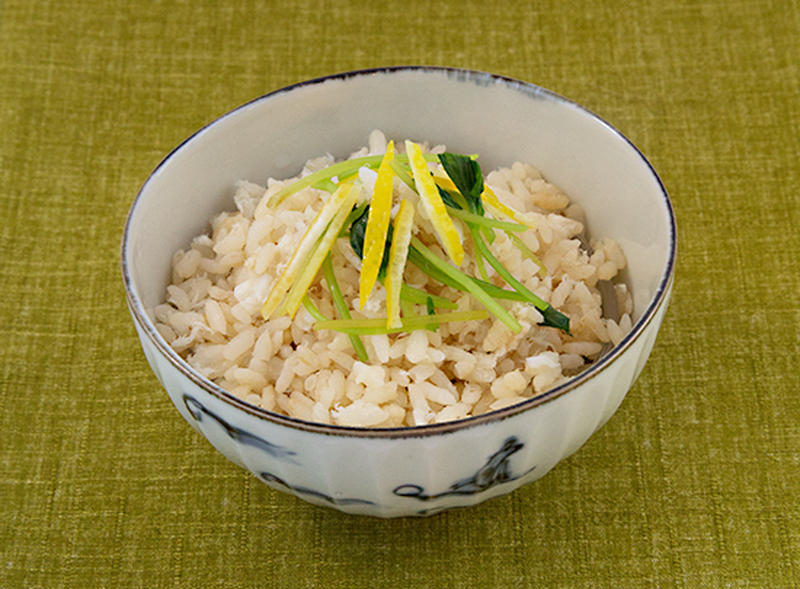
122 66 676 517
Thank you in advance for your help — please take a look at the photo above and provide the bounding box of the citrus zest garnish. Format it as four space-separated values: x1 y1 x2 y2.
405 140 464 266
385 199 415 329
261 181 357 319
261 140 570 340
281 182 362 318
432 174 458 193
359 141 395 309
508 232 547 277
481 185 536 229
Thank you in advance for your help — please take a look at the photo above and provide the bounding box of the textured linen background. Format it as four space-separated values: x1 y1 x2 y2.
1 0 798 587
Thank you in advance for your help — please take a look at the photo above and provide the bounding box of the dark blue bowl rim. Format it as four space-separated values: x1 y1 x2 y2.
121 65 677 439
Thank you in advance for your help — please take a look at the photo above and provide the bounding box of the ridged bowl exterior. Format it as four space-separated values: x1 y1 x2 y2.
129 282 670 517
122 67 676 517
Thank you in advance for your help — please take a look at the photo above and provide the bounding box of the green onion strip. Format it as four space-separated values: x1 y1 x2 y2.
321 255 369 362
314 310 490 336
409 236 521 333
269 153 440 207
264 147 571 342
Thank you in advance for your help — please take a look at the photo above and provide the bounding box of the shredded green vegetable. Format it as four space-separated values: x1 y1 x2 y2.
260 143 572 362
313 310 490 336
301 295 328 322
446 206 527 232
268 153 440 207
399 284 457 309
507 231 547 277
405 245 527 302
321 255 368 362
410 236 522 333
437 153 570 333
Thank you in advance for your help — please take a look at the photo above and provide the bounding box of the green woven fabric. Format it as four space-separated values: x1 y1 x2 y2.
1 0 798 586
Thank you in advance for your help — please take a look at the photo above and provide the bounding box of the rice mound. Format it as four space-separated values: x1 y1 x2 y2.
153 131 633 428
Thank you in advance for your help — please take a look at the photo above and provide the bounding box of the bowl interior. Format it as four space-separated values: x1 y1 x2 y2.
123 67 674 391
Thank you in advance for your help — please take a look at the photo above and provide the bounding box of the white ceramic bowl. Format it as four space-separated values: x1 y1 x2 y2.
122 66 676 517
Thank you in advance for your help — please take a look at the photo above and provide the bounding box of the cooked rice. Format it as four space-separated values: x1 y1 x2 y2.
153 130 633 427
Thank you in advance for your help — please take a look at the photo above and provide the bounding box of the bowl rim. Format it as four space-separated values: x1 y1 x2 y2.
121 65 677 439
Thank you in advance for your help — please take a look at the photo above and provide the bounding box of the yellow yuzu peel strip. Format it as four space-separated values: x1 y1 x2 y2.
261 181 356 319
481 185 536 229
385 199 415 329
359 141 395 309
280 182 362 318
405 140 464 266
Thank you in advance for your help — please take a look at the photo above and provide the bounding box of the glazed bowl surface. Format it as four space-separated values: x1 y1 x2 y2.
122 66 676 517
